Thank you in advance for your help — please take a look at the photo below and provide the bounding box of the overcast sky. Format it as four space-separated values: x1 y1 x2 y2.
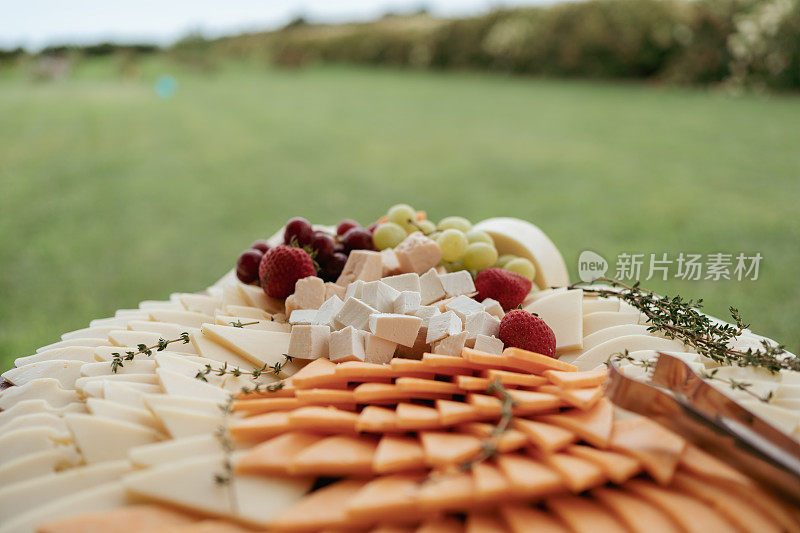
1 0 548 51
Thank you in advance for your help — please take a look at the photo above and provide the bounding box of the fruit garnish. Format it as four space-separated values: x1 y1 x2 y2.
372 222 407 250
336 219 360 237
283 217 313 246
236 249 264 284
250 240 271 254
475 268 532 311
258 245 317 299
498 309 556 357
463 242 498 271
504 257 536 281
386 203 419 233
341 227 374 252
322 252 348 282
437 216 472 233
309 231 335 262
437 229 468 262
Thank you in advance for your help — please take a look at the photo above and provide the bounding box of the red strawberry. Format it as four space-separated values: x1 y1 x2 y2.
259 245 317 299
498 309 556 357
475 268 532 311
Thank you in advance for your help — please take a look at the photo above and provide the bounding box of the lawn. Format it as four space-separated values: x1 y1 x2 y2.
1 58 799 371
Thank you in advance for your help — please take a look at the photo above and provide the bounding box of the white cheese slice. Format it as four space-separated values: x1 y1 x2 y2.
0 427 68 464
0 413 70 437
151 406 223 438
579 324 653 354
75 374 160 396
153 353 223 386
0 378 79 410
15 346 98 366
89 316 134 328
237 283 284 313
108 330 197 355
65 414 161 464
582 297 620 314
103 382 159 409
740 400 800 435
123 452 313 527
156 368 229 402
176 293 222 316
0 460 132 523
0 445 82 485
221 305 270 320
35 338 110 353
222 285 250 309
149 309 214 328
214 315 291 332
128 434 228 467
2 360 85 388
87 398 164 432
474 217 569 289
572 335 691 371
127 320 199 338
0 399 85 427
201 324 292 367
61 326 116 341
142 394 223 417
140 299 183 311
81 359 157 377
116 308 148 317
191 332 257 370
524 288 583 352
583 311 645 337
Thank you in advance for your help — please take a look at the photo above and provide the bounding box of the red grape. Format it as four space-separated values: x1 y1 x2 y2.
284 217 313 246
336 219 360 237
310 231 335 262
236 249 263 284
342 227 374 252
251 240 270 254
366 221 379 234
325 252 348 280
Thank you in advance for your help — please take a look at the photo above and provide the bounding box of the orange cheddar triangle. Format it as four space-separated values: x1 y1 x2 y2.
609 417 685 486
346 475 425 523
290 358 343 389
471 462 512 503
512 419 576 453
500 504 570 533
482 369 548 388
544 368 607 389
554 386 603 411
678 445 751 487
272 479 370 532
396 377 461 395
437 399 481 426
506 390 563 415
422 352 482 372
462 348 535 374
502 348 578 374
230 411 290 442
397 403 443 431
289 435 379 476
495 454 564 498
567 445 641 485
287 406 359 434
592 487 682 533
391 358 437 376
416 517 465 533
373 435 427 473
456 375 493 392
468 394 504 416
419 431 483 467
539 397 614 448
417 470 476 512
537 452 607 493
465 513 507 533
459 423 528 453
233 397 300 415
335 361 398 380
546 494 629 533
295 388 357 409
357 405 402 433
236 431 323 476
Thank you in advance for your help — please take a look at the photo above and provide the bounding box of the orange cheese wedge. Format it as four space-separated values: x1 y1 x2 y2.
346 475 425 523
459 423 527 453
455 375 493 392
512 419 576 453
481 369 547 388
678 445 751 487
471 462 512 503
287 406 359 434
499 505 570 533
567 445 641 485
395 377 461 396
420 432 483 467
357 406 403 433
291 358 346 389
465 512 507 533
539 398 614 448
373 435 427 473
544 368 607 389
416 518 465 533
397 403 443 431
437 399 482 426
552 386 603 411
271 479 370 532
546 494 629 533
506 390 563 415
502 348 578 374
37 505 197 533
536 452 607 493
495 454 564 499
417 471 475 512
609 417 685 486
462 349 538 374
591 487 681 533
335 361 398 380
289 435 379 476
354 383 448 404
236 431 323 475
230 411 291 442
422 353 482 373
233 397 301 415
295 388 357 409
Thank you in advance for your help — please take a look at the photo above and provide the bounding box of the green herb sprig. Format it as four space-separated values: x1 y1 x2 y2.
110 332 191 372
460 379 517 471
194 355 294 383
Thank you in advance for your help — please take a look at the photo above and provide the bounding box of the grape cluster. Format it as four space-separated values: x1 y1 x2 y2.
372 203 435 250
235 240 272 284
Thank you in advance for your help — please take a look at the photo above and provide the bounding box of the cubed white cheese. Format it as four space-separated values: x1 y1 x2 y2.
419 268 446 305
432 331 468 356
334 298 378 331
363 333 397 364
368 313 423 347
345 280 366 300
337 250 383 286
361 281 401 313
445 295 485 322
287 325 331 360
289 309 318 325
463 311 501 340
413 305 441 327
439 271 476 297
394 291 422 315
481 298 504 318
473 334 504 355
315 296 344 327
329 326 366 363
324 282 346 301
382 273 421 293
426 311 463 344
394 233 442 274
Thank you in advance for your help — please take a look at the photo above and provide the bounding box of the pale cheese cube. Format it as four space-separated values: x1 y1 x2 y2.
413 305 441 327
419 268 446 305
361 281 400 313
473 334 504 354
432 331 468 356
368 313 423 347
445 295 485 322
336 250 383 286
382 273 421 293
329 326 366 363
324 282 346 301
482 298 504 318
380 249 402 277
315 296 344 327
334 298 378 331
289 309 318 325
394 233 442 274
463 311 500 340
345 280 366 300
363 333 397 364
394 291 422 315
426 311 463 344
439 271 476 297
293 276 326 310
288 325 331 360
396 327 430 359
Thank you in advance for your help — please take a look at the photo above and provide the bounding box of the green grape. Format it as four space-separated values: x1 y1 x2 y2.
373 222 408 250
416 219 436 235
505 257 536 281
462 242 498 271
444 259 465 272
387 204 418 233
437 216 472 233
436 229 468 262
465 229 493 245
495 254 516 268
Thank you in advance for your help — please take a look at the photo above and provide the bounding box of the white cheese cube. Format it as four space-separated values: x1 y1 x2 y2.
361 281 400 313
363 333 397 364
288 325 331 360
419 268 446 305
334 298 378 331
286 276 326 315
439 271 476 297
473 334 504 355
394 233 442 274
337 250 383 286
289 309 318 325
481 298 505 318
413 306 441 327
345 280 365 300
394 291 422 315
381 248 402 277
396 327 430 359
426 311 463 344
315 296 344 327
382 273 421 293
464 311 501 340
368 313 423 347
329 326 366 363
324 282 346 301
445 295 485 322
432 331 468 356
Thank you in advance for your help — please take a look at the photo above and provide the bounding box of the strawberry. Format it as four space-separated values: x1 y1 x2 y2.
259 245 317 299
498 309 556 357
475 268 532 311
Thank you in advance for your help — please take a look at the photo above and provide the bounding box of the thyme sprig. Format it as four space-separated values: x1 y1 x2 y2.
110 332 191 372
214 395 239 513
571 277 792 373
229 320 260 328
460 379 517 471
194 355 294 382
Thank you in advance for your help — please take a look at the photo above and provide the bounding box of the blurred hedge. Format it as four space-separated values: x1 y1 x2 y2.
246 0 799 90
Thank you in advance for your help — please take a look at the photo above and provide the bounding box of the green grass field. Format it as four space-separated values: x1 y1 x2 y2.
1 58 799 371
